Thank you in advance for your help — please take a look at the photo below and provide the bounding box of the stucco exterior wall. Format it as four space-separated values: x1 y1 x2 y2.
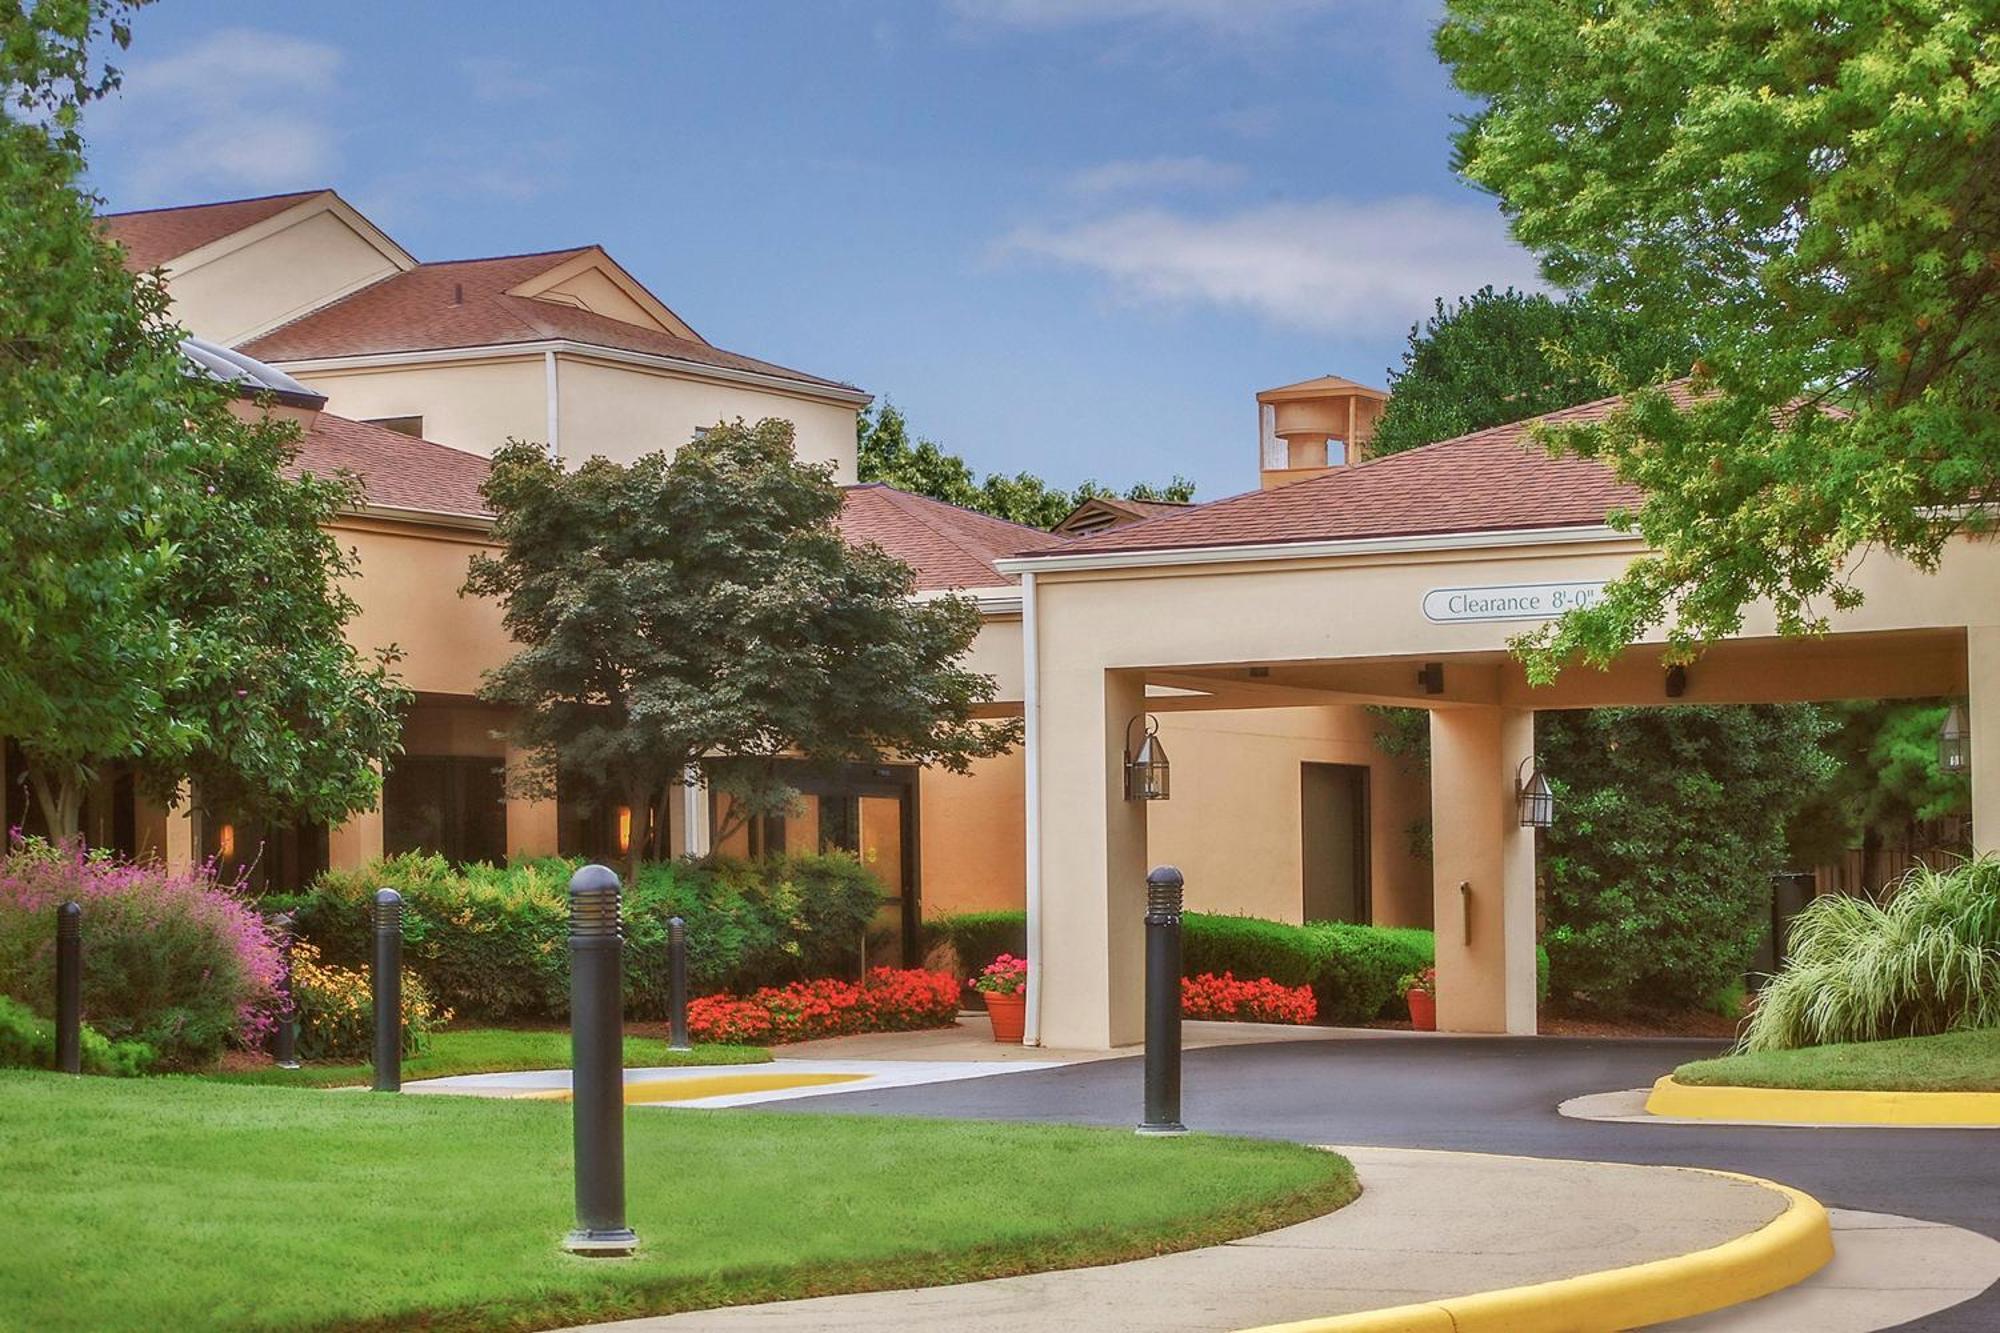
1147 706 1428 927
335 518 511 698
555 356 858 480
1021 532 2000 1047
165 209 404 346
292 358 550 460
919 747 1028 917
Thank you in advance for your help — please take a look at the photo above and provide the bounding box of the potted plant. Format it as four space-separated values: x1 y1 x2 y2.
1400 967 1437 1031
973 954 1028 1043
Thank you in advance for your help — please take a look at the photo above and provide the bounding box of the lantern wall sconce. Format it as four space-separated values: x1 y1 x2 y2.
1418 662 1445 696
1516 757 1555 829
1665 665 1689 698
1124 714 1172 802
1939 701 1971 774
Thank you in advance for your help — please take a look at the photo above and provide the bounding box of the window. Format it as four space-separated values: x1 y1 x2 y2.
818 794 861 854
363 415 424 438
383 755 506 866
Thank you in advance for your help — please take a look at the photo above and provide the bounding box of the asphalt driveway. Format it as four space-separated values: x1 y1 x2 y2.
761 1034 2000 1331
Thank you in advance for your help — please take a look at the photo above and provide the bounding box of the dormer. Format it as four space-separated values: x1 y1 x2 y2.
1257 374 1389 490
504 246 704 341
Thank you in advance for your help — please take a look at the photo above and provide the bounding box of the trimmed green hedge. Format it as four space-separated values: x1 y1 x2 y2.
273 853 884 1023
928 910 1547 1025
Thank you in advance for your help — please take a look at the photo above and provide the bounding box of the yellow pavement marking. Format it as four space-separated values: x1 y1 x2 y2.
1646 1074 2000 1126
1237 1158 1832 1333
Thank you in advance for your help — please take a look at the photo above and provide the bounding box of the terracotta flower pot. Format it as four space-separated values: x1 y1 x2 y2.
1407 989 1436 1032
983 989 1026 1043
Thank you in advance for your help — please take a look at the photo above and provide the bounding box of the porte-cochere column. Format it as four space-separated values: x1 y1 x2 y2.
1428 706 1538 1034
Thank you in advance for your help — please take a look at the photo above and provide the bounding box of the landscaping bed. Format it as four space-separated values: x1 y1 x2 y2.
196 1025 768 1088
0 1071 1357 1331
1675 1027 2000 1093
929 910 1548 1024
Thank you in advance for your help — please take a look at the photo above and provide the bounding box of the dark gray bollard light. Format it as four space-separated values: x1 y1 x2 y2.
372 888 403 1092
565 863 638 1255
1137 865 1188 1136
667 915 691 1052
55 901 82 1075
269 910 301 1070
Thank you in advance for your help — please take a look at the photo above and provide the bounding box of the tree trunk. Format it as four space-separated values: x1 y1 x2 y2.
26 766 84 844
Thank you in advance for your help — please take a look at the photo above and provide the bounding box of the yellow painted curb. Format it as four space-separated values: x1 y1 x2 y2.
1646 1074 2000 1125
517 1071 868 1104
1237 1164 1832 1333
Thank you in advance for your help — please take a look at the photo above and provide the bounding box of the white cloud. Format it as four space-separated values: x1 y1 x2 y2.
93 29 344 202
953 0 1346 30
1066 155 1245 196
999 196 1546 335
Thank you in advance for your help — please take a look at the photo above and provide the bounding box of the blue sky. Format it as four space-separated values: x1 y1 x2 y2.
83 0 1545 500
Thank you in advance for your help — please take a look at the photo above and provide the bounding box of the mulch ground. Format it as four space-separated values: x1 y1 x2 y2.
1364 1009 1742 1039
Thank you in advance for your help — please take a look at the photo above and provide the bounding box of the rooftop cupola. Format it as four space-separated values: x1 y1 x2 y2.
1257 374 1388 490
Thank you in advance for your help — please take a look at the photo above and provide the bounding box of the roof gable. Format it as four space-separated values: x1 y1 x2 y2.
100 190 417 279
504 247 703 341
241 248 861 397
101 191 327 271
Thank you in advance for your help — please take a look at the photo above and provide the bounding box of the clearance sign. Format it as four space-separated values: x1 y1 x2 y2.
1422 581 1608 624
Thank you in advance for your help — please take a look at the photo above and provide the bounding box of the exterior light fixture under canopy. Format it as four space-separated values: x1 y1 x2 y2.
1939 701 1971 774
1124 714 1171 802
1516 757 1555 829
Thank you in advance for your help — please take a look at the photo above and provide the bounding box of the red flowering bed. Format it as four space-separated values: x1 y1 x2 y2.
1181 972 1318 1025
686 968 962 1045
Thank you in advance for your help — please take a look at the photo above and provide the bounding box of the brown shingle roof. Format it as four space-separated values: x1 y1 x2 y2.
288 437 1056 591
295 413 493 520
100 191 324 271
241 250 862 395
1029 392 1653 559
839 484 1067 591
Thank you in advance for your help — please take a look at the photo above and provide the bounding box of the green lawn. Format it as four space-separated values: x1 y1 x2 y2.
198 1026 770 1088
0 1072 1355 1331
1676 1027 2000 1092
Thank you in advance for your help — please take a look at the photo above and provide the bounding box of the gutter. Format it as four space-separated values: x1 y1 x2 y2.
995 522 1633 576
272 338 875 409
544 349 561 459
1020 570 1043 1046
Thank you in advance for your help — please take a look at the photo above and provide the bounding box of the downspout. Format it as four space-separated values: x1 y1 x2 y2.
1021 570 1044 1046
544 348 561 459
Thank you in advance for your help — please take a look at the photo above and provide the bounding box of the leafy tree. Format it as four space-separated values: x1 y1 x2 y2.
1371 287 1693 459
1538 706 1836 1013
158 420 408 832
1786 701 1971 884
1438 2 2000 679
1365 287 1851 1009
1 0 405 839
466 419 1018 877
858 401 1194 529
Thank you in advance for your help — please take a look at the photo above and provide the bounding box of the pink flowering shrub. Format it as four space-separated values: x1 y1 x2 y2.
0 836 284 1067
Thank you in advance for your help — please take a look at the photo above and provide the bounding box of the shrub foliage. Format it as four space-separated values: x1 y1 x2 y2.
281 852 884 1022
1538 705 1834 1013
287 941 446 1061
929 910 1539 1025
0 839 282 1066
685 968 961 1044
1742 859 2000 1052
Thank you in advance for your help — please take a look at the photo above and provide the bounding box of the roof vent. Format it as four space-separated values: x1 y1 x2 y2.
1255 374 1388 490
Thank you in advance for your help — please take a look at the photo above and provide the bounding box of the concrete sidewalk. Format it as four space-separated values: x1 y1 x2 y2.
556 1147 1800 1332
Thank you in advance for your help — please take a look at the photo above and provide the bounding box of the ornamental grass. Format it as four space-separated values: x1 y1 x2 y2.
1740 857 2000 1051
